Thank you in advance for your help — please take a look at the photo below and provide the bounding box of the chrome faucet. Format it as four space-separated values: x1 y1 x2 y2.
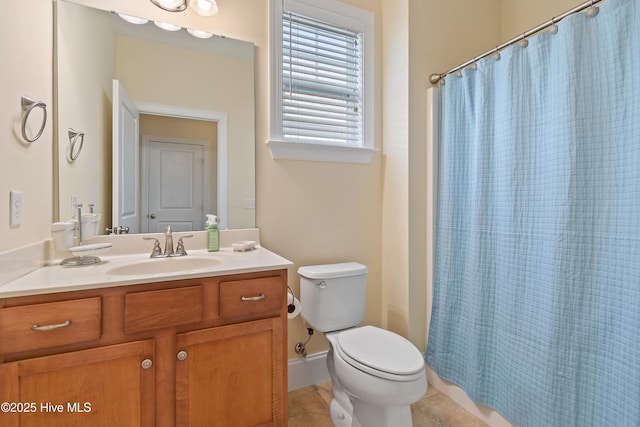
143 226 194 258
164 226 175 256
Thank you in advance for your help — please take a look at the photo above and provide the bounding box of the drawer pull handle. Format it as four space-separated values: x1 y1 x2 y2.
141 359 153 370
241 294 265 301
31 320 72 331
177 351 188 361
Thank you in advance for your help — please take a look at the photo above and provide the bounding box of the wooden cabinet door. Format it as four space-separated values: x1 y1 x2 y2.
175 317 285 427
0 340 155 427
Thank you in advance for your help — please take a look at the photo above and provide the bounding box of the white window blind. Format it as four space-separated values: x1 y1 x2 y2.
282 10 363 146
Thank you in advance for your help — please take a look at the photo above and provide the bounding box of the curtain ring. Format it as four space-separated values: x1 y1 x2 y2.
549 17 559 34
21 96 47 143
519 33 529 48
586 0 599 18
68 128 85 161
493 47 501 61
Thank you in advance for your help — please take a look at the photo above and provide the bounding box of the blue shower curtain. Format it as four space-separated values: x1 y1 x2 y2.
426 0 640 426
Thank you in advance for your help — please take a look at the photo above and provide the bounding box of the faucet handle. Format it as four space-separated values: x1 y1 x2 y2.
143 237 163 258
106 226 129 235
175 235 194 256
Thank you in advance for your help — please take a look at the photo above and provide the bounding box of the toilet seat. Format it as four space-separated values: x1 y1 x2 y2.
335 326 425 382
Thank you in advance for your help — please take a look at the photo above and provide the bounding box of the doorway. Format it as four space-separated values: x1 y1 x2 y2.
139 114 217 233
142 136 206 232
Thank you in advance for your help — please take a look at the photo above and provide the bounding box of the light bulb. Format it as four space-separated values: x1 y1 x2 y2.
187 28 214 39
190 0 218 17
154 21 182 31
118 13 149 25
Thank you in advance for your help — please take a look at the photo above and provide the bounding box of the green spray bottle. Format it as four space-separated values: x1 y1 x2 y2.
205 214 219 252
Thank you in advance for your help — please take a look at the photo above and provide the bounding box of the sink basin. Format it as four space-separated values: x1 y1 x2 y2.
106 256 220 276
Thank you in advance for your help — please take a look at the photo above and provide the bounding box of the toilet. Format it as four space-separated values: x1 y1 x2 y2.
298 262 427 427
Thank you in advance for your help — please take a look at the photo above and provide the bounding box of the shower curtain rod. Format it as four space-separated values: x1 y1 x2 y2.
428 0 604 85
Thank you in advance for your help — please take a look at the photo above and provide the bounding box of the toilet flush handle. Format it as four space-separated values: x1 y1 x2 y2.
317 281 327 289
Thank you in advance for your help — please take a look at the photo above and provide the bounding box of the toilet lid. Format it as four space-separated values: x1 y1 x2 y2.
336 326 425 381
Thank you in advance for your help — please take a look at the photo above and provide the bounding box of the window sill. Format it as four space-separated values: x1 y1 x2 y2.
267 140 377 164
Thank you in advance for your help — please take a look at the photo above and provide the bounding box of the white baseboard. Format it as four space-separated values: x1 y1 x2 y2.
288 351 330 392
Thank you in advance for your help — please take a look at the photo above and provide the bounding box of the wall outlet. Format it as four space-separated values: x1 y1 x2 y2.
243 198 256 209
10 190 23 227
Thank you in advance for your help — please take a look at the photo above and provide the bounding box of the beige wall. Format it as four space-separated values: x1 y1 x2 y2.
0 0 53 253
502 0 580 40
383 0 502 352
268 0 384 357
380 0 409 344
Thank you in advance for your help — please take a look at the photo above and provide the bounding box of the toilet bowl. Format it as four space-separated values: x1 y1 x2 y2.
298 263 427 427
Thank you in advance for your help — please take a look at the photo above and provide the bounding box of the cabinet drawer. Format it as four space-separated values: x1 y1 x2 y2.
220 277 283 320
125 286 203 334
0 297 101 354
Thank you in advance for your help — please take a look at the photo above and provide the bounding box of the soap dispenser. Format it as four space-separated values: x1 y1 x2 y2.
205 214 220 252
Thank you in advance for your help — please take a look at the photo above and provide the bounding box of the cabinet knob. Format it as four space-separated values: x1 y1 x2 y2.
141 359 153 369
177 350 188 361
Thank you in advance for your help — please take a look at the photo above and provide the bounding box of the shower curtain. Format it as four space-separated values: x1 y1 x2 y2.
426 0 640 426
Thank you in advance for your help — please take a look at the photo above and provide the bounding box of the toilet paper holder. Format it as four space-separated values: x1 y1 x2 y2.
287 286 297 314
287 286 302 319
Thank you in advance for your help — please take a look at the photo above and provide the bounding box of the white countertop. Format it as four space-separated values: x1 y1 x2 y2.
0 246 293 299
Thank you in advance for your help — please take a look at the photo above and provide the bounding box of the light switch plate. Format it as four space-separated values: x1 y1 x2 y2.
10 190 22 227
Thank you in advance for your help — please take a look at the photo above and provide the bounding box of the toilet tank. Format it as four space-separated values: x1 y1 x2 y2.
298 262 368 332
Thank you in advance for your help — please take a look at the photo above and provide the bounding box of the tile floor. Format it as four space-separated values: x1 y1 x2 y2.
288 382 489 427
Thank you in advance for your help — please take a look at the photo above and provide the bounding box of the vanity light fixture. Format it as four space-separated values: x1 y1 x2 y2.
187 28 214 39
189 0 218 17
117 13 148 25
149 0 187 13
120 0 219 38
154 21 182 31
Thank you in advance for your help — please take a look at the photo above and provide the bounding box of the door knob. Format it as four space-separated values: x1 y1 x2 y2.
150 213 157 219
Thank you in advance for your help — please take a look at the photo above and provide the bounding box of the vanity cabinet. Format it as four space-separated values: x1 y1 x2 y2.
0 269 288 427
175 317 283 427
0 340 155 427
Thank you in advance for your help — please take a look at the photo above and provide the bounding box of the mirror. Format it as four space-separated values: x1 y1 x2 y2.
55 0 255 234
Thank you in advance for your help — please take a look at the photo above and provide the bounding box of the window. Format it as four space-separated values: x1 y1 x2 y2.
268 0 375 163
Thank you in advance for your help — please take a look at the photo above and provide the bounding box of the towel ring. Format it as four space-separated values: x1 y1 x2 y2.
21 96 47 143
68 128 85 161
